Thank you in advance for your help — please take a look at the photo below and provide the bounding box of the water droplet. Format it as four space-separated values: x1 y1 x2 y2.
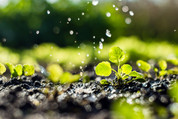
47 10 50 14
57 59 59 62
101 38 104 42
93 46 96 49
93 36 96 39
80 66 83 70
69 30 74 35
115 7 119 11
174 29 177 32
93 42 95 44
106 12 111 17
106 29 112 37
74 41 77 43
94 57 97 60
78 18 80 20
36 30 40 34
129 11 134 16
78 53 81 55
98 51 101 54
68 17 71 22
99 42 103 49
122 6 129 12
50 54 52 57
113 5 115 8
81 61 84 64
86 54 89 57
2 38 6 42
92 0 99 6
82 12 85 15
80 72 83 76
125 17 132 24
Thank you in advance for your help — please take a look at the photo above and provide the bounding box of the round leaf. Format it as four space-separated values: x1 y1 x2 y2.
14 64 23 76
95 61 112 76
23 64 35 76
158 60 167 70
0 63 6 75
136 60 151 72
121 64 132 75
109 47 125 64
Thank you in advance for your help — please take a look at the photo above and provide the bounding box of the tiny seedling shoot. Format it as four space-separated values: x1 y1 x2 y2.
95 46 143 86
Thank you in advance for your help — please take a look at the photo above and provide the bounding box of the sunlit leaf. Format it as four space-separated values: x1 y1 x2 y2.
121 64 132 75
158 60 167 70
23 64 35 76
14 64 23 76
109 47 125 64
100 79 110 85
0 63 6 75
95 61 112 76
6 63 15 74
136 60 151 72
129 71 143 78
159 70 167 76
46 64 63 83
60 72 80 84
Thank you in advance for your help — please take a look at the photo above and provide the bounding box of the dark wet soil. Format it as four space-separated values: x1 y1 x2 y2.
0 72 177 119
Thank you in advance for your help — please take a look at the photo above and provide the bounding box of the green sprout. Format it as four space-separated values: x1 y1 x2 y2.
136 60 151 78
0 63 6 75
23 64 35 76
158 60 167 77
6 63 35 78
46 64 80 84
95 47 142 86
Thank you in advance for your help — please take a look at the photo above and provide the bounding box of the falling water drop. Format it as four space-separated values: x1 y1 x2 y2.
86 54 89 57
122 6 129 12
68 17 71 22
125 17 132 24
99 42 103 49
82 12 85 15
47 10 50 14
106 12 111 17
101 38 104 42
129 11 134 16
106 29 112 37
36 30 40 34
115 7 119 11
69 30 74 35
92 0 99 6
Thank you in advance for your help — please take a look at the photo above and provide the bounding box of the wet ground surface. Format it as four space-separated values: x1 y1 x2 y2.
0 73 177 119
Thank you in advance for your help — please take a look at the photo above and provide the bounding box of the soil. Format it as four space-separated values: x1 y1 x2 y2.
0 71 177 119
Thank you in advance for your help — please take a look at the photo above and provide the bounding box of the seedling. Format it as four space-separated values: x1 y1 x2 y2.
6 63 35 78
46 64 80 84
0 63 6 76
95 47 143 86
158 60 167 77
136 60 151 78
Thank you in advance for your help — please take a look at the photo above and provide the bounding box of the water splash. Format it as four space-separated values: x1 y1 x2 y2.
106 29 112 37
122 6 129 12
92 0 99 6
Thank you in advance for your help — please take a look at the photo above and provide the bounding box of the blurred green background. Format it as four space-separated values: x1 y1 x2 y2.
0 0 178 69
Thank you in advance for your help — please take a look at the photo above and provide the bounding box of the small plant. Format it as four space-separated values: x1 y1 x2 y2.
0 63 6 76
95 47 142 86
6 63 35 78
46 63 80 84
136 60 151 78
158 60 168 77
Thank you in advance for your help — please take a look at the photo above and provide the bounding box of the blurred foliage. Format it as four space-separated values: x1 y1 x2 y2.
0 36 178 70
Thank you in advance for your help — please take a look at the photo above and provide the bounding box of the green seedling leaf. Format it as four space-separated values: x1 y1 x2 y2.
60 72 80 84
122 75 129 80
136 60 151 72
159 70 167 76
129 71 143 78
23 64 35 76
100 79 110 85
121 64 132 75
169 81 178 102
46 64 63 83
95 61 112 76
154 67 158 73
14 64 23 77
109 47 125 64
0 63 6 75
6 63 14 74
158 60 167 70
